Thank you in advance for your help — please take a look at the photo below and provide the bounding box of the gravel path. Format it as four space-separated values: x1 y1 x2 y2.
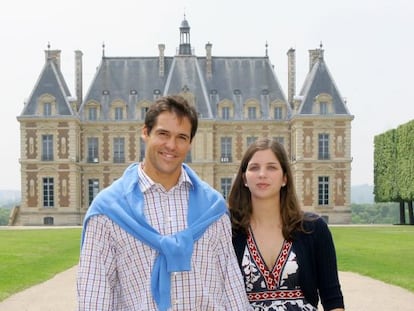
0 266 413 310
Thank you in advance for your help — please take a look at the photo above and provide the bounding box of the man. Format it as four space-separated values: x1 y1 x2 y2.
77 95 251 310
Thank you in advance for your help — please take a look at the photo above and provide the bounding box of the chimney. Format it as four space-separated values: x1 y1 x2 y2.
158 44 165 77
45 49 61 70
308 45 324 71
205 42 212 79
287 48 296 108
74 50 83 108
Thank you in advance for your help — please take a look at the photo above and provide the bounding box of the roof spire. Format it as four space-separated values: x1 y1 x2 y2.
102 42 105 57
179 15 191 55
265 41 268 57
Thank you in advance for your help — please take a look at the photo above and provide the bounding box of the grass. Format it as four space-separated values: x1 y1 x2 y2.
0 225 413 302
331 225 414 293
0 228 81 301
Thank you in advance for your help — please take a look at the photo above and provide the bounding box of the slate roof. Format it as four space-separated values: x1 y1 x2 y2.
298 56 350 115
80 54 288 120
20 58 74 116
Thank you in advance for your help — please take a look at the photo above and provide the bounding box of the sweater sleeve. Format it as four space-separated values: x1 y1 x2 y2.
314 218 345 310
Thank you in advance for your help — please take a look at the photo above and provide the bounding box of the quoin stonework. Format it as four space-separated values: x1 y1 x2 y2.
11 17 354 226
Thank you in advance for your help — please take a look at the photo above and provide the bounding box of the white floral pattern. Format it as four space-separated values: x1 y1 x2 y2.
241 230 317 311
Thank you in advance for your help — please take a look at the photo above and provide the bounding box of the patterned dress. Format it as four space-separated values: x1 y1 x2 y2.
241 228 317 311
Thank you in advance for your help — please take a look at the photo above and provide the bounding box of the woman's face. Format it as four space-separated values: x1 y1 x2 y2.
244 149 286 201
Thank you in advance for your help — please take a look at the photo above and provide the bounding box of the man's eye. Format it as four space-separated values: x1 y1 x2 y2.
178 135 189 141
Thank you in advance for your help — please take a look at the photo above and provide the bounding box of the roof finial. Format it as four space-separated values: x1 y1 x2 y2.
47 41 50 50
265 41 268 57
319 41 323 49
102 41 105 57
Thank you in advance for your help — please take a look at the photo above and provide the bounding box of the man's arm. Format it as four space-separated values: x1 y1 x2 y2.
77 215 117 311
217 215 253 310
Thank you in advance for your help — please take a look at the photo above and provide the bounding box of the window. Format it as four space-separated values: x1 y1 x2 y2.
222 107 230 120
88 179 100 205
43 177 54 208
89 107 97 120
141 107 149 120
221 178 232 199
43 103 52 116
320 102 328 115
87 137 99 163
318 176 329 205
248 107 257 120
318 134 330 160
43 217 54 225
246 136 257 147
42 135 53 161
113 137 125 163
220 137 232 162
115 107 123 120
139 137 146 161
274 107 283 120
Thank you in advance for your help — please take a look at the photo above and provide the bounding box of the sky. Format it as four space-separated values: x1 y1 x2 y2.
0 0 413 190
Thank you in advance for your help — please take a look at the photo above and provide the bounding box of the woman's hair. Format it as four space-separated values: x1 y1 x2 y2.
228 138 305 240
144 95 198 141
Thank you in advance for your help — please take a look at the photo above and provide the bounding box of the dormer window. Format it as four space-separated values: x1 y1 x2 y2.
115 107 123 120
222 107 230 120
37 95 56 116
274 107 283 120
244 100 260 120
218 100 234 120
111 101 126 120
140 107 148 120
89 107 97 120
320 102 328 115
248 107 257 120
43 103 52 116
313 94 333 114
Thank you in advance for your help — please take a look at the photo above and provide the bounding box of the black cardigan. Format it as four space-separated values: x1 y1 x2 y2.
232 216 344 310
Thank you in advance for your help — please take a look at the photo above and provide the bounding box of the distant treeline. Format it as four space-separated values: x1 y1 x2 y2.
351 202 401 224
0 203 403 226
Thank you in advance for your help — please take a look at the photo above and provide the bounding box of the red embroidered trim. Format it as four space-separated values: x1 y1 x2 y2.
247 289 305 301
247 229 293 290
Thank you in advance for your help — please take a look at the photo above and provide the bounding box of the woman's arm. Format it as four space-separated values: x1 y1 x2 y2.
314 218 345 310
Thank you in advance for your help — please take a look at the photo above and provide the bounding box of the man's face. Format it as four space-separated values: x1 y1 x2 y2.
141 111 192 187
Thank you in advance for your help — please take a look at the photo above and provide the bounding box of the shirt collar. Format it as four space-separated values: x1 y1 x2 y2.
137 162 193 193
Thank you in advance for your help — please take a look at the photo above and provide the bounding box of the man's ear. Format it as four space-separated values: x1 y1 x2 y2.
141 126 148 140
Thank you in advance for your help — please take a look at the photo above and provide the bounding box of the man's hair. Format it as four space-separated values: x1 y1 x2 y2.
144 95 198 141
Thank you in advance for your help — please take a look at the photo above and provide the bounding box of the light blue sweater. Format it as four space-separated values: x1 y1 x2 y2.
81 163 227 311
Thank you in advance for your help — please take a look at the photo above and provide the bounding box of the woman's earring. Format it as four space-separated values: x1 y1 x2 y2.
245 183 248 187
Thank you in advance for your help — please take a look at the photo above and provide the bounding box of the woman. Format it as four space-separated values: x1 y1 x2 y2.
229 138 344 311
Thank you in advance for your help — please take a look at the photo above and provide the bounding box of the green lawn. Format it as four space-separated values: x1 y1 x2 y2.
0 228 81 301
0 225 413 302
331 225 414 293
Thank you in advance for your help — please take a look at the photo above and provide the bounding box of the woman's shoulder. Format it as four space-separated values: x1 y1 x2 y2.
298 212 329 234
